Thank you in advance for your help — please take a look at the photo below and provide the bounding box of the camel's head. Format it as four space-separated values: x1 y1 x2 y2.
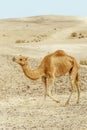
13 56 28 66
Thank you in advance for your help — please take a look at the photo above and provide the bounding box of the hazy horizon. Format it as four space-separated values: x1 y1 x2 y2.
0 0 87 19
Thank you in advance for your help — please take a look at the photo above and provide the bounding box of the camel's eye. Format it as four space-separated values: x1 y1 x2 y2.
20 58 22 61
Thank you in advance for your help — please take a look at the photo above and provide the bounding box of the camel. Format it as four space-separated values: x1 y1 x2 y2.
13 50 80 106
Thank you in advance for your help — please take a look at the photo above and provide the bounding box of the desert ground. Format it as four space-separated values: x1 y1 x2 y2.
0 15 87 130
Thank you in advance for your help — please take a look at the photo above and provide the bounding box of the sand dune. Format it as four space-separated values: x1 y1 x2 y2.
0 15 87 130
0 15 87 44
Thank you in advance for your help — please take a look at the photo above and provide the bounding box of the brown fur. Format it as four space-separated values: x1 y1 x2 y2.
13 50 80 106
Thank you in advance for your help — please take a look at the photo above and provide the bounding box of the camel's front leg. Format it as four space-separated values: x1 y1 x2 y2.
47 77 60 103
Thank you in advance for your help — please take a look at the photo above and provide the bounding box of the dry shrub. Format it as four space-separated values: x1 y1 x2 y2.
78 33 84 39
80 60 87 65
26 41 29 43
26 24 28 27
71 32 77 38
2 34 7 37
54 28 57 30
15 40 25 43
70 32 85 39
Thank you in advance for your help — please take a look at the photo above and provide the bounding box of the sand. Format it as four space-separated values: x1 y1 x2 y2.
0 15 87 130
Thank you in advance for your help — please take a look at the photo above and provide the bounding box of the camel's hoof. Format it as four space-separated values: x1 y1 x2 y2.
76 101 79 104
65 102 69 106
55 100 60 103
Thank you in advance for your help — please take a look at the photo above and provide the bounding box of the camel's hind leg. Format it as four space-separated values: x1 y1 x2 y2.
66 73 80 105
47 77 60 103
65 71 77 106
75 73 80 104
65 78 76 106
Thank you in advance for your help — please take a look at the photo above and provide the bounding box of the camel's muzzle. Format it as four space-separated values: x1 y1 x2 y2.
13 57 16 62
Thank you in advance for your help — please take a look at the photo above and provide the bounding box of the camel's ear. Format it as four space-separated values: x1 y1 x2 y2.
25 57 28 60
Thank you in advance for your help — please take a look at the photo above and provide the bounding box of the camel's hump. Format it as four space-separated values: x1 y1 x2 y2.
53 50 67 57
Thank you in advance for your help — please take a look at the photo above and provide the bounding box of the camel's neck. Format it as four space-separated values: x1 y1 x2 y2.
21 62 42 80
